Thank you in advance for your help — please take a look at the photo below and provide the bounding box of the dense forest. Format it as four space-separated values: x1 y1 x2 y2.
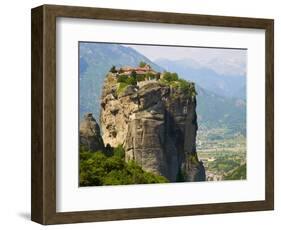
80 145 168 186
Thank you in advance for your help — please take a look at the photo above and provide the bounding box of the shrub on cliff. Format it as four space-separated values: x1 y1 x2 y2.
117 75 137 85
131 70 137 79
139 61 147 67
161 71 197 98
162 71 179 82
113 144 125 158
117 75 128 83
116 82 128 95
109 65 117 73
177 80 197 97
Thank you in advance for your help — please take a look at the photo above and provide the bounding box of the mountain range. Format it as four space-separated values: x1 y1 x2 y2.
79 43 246 134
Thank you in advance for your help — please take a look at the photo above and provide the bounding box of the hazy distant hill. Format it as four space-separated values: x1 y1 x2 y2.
155 58 246 99
79 43 163 120
196 85 246 134
234 85 246 100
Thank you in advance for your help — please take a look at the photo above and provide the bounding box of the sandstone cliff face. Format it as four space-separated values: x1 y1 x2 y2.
100 74 205 182
80 113 104 152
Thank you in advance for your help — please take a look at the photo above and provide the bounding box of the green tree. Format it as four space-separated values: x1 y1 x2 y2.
117 75 137 86
163 71 179 82
126 76 137 85
131 70 137 79
113 144 125 158
139 61 147 67
117 75 128 83
160 71 197 98
109 65 117 73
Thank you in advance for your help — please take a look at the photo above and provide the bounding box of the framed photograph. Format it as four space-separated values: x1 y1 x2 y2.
31 4 274 224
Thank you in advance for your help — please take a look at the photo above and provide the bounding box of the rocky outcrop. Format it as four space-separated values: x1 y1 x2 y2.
80 113 104 152
100 73 205 182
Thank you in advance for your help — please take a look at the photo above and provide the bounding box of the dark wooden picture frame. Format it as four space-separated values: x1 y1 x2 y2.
31 4 274 225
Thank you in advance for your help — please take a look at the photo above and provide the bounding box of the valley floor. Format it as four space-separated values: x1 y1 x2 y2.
197 126 246 181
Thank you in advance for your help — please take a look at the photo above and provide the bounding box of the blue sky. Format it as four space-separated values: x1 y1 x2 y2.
126 44 247 76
